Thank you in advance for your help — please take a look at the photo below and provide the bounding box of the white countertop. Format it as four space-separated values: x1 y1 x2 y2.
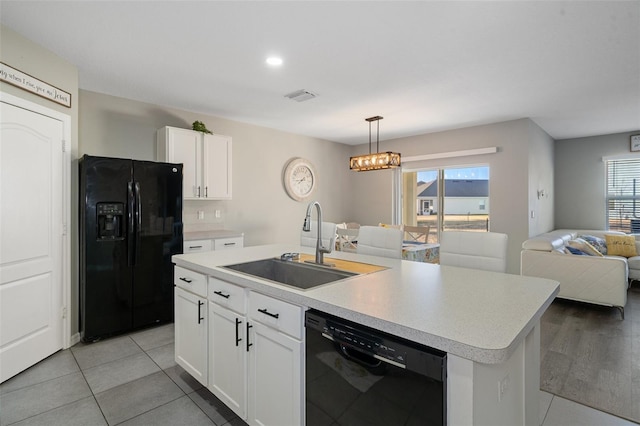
184 229 244 241
172 244 559 364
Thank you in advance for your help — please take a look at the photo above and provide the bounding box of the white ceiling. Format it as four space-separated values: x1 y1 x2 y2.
1 1 639 145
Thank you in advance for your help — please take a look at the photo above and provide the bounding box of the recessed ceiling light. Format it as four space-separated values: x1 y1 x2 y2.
266 56 283 66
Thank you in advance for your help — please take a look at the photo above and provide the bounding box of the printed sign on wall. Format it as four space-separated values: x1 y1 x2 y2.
0 62 71 108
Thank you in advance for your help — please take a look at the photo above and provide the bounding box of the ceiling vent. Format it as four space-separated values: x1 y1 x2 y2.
284 89 317 102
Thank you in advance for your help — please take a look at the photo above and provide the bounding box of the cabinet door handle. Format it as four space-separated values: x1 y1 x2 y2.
214 290 230 299
258 308 279 319
197 186 201 197
235 318 242 346
205 186 208 197
246 323 253 352
179 277 192 283
197 300 204 324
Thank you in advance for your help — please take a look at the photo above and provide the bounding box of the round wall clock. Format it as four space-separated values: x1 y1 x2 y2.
283 157 316 201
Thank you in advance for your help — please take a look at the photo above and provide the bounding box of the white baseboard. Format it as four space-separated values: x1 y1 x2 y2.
69 332 81 348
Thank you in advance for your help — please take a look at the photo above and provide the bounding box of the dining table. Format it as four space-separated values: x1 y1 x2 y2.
401 241 440 263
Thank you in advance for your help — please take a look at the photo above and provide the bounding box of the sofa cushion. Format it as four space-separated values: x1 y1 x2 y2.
605 234 638 257
565 246 589 255
522 236 567 251
629 256 640 280
578 234 607 255
567 238 604 256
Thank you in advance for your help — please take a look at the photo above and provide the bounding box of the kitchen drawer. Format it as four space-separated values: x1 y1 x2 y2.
214 237 243 251
184 239 213 253
208 277 247 314
249 292 303 339
174 266 207 297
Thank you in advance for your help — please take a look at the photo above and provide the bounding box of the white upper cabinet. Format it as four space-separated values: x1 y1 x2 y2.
157 126 232 200
203 133 232 199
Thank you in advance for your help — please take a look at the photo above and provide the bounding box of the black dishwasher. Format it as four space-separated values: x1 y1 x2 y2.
305 309 446 426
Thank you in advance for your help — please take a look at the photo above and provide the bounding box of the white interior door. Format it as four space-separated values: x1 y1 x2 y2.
0 100 64 383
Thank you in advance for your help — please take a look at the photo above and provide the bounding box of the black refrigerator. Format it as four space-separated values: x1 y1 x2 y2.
79 155 183 342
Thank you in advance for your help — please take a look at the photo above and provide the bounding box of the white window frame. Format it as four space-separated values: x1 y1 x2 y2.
605 155 640 233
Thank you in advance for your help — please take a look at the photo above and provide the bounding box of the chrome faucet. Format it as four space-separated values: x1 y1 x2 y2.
302 201 332 266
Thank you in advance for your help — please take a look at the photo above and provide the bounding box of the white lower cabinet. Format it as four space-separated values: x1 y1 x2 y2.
183 236 244 254
247 321 303 426
183 239 213 253
214 236 244 251
174 286 208 386
208 301 247 418
247 290 304 426
202 276 303 426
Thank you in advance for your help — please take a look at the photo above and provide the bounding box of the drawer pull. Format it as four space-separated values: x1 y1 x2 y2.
258 308 279 319
188 245 203 249
179 277 193 283
224 242 236 246
214 290 230 299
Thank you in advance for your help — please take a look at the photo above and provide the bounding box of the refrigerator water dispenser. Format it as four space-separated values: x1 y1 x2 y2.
97 202 124 240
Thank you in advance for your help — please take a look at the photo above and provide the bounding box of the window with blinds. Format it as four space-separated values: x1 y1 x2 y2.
606 158 640 233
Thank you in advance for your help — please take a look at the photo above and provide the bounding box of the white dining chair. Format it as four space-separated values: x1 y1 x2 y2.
357 225 403 259
336 227 359 252
403 225 430 244
300 221 337 251
439 231 508 272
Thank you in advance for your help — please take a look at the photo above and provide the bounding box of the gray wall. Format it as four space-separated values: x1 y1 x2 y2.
79 90 354 246
80 93 557 274
554 132 640 229
0 25 80 340
348 118 554 273
528 120 556 237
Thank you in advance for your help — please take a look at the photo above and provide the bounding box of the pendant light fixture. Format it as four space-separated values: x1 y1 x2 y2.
349 116 401 172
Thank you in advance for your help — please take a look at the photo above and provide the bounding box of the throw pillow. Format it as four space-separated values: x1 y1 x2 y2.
578 234 607 255
566 238 604 257
605 234 638 257
565 246 589 256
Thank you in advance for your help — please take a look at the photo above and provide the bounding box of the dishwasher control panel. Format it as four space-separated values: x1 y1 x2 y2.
324 318 405 365
305 309 446 379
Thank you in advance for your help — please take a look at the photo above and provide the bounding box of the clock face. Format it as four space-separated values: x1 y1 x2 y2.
284 158 316 201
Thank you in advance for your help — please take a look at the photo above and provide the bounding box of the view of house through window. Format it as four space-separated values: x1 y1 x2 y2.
402 166 490 243
606 157 640 233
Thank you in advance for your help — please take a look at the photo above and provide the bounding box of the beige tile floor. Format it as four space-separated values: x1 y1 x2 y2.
1 322 637 425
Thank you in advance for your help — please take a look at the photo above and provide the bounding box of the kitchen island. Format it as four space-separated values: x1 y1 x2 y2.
173 244 559 426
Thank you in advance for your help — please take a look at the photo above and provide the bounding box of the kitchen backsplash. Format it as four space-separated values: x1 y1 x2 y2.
183 202 225 231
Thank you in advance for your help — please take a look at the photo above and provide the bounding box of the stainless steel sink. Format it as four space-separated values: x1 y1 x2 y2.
221 258 357 290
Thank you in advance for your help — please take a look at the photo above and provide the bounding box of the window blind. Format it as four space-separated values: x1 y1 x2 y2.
606 158 640 232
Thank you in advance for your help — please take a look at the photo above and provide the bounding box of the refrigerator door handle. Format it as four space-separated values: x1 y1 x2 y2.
127 181 135 266
135 181 141 266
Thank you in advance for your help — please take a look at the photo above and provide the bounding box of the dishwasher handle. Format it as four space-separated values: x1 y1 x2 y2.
321 332 395 374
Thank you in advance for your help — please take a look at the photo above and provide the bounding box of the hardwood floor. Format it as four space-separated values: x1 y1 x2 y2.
540 282 640 423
